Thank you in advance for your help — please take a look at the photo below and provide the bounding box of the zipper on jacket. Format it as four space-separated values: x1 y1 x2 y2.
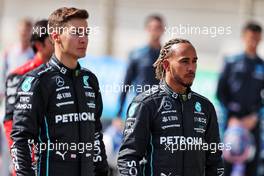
71 71 81 176
179 97 185 176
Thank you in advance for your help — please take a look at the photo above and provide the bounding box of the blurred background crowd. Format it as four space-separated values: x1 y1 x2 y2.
0 0 264 176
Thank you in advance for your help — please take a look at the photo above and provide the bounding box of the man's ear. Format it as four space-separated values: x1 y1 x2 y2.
162 59 169 71
34 41 43 51
50 32 60 44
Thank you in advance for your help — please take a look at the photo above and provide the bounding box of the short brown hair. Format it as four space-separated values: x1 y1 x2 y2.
48 7 89 29
153 38 191 80
144 14 164 27
243 21 262 33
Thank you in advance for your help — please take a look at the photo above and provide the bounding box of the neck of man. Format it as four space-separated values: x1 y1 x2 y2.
149 39 161 49
165 76 187 94
245 47 257 58
36 52 49 63
55 48 78 69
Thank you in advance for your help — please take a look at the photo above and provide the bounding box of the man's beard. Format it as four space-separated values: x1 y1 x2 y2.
172 73 194 88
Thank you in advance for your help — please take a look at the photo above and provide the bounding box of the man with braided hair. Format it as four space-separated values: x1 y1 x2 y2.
118 38 224 176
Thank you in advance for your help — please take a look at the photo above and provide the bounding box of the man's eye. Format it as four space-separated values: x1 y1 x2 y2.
181 60 188 63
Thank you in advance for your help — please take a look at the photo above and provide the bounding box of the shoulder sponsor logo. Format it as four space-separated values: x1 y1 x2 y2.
56 76 65 87
124 117 136 135
83 76 93 89
7 97 16 104
195 102 202 112
85 91 95 98
194 116 207 133
7 76 20 87
7 87 17 96
16 103 32 110
83 76 89 86
87 102 96 109
128 103 139 117
19 96 30 103
194 117 206 124
17 91 33 96
21 77 34 92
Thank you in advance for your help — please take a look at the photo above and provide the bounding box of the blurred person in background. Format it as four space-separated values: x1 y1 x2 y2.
103 14 165 175
0 18 34 102
217 21 264 176
2 19 53 176
116 14 165 117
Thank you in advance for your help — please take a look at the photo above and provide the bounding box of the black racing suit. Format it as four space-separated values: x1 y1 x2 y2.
216 53 264 176
11 55 108 176
118 81 224 176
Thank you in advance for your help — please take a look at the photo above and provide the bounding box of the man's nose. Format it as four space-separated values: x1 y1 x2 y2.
79 36 88 43
188 63 196 72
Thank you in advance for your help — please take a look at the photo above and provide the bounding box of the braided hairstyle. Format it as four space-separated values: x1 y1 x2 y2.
153 38 191 80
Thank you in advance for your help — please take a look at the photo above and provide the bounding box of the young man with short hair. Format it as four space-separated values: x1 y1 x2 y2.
11 7 108 176
117 14 165 117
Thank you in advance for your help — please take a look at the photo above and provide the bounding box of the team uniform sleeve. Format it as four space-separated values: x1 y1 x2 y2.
10 76 45 176
205 103 224 176
118 101 151 176
92 77 109 176
3 74 21 149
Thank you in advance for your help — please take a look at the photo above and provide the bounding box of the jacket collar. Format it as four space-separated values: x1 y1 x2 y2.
48 54 81 77
160 80 192 101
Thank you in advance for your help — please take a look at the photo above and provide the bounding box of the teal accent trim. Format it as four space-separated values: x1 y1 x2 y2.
143 164 145 176
44 117 50 176
38 128 42 176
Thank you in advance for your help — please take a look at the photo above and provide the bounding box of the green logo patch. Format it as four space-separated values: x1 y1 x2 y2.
21 77 34 92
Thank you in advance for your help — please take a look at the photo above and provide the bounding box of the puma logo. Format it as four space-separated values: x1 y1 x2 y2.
161 173 171 176
56 151 67 160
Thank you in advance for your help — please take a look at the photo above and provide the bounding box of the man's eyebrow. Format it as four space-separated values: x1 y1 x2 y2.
178 57 190 60
178 57 198 61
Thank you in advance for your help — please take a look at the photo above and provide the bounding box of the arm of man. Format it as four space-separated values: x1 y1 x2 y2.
11 75 45 176
3 74 21 149
118 101 150 176
205 102 224 176
92 76 109 176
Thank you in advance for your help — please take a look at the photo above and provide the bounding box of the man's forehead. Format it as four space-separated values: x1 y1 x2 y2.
67 18 88 27
172 43 196 56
